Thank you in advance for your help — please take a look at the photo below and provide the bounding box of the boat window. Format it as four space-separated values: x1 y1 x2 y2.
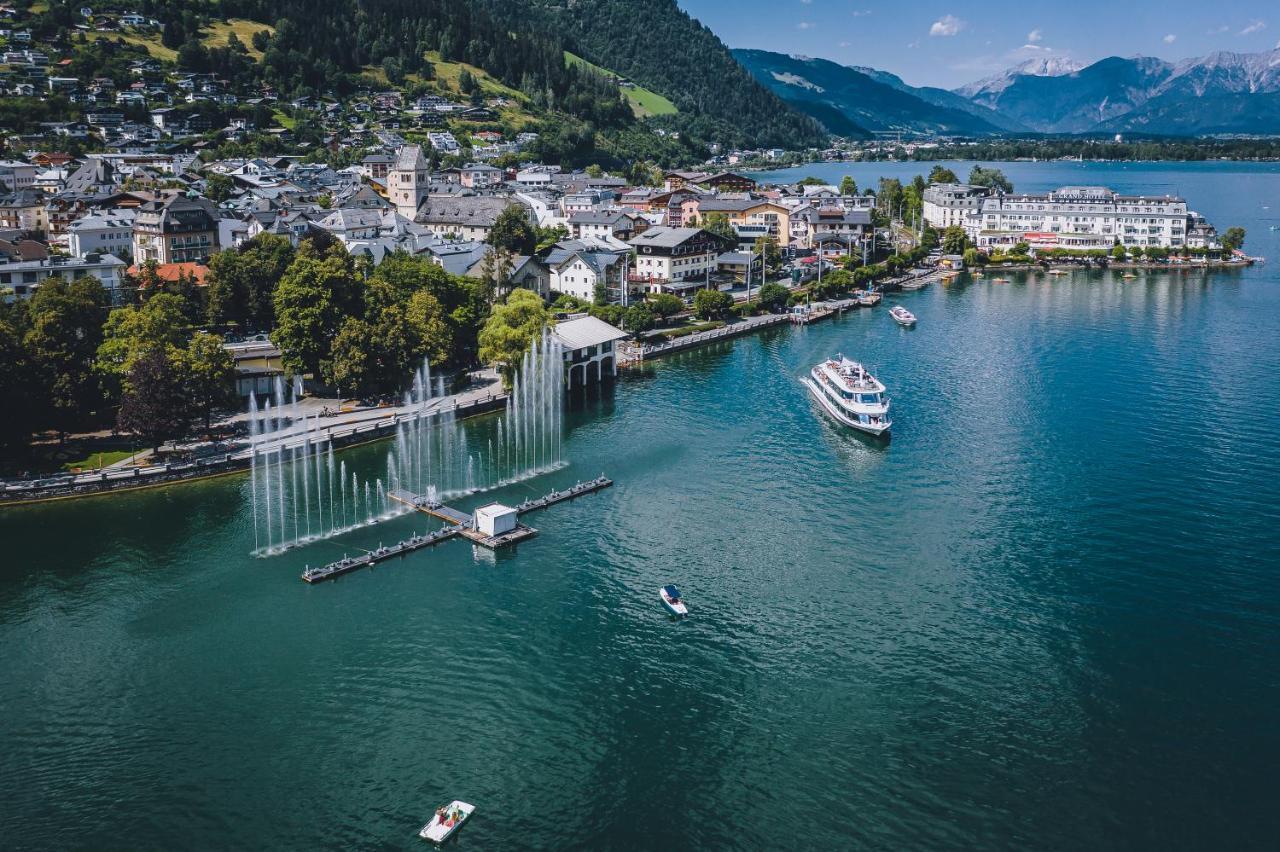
858 393 879 404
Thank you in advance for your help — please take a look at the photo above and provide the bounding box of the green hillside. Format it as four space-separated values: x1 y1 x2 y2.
564 51 676 118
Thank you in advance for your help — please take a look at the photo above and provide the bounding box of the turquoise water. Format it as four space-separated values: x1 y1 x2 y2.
3 163 1280 849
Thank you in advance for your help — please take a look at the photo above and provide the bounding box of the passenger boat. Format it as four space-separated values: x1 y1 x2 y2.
858 291 881 307
660 585 688 617
801 355 892 436
889 305 916 326
419 801 475 844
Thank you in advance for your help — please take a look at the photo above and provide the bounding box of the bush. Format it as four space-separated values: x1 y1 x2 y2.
756 282 790 313
692 288 733 320
649 292 684 320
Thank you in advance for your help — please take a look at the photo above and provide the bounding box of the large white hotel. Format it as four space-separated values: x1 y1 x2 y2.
923 184 1217 251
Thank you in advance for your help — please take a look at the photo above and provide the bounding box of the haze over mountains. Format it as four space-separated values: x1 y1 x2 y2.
733 47 1280 137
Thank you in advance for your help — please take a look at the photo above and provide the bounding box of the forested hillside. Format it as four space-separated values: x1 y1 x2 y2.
512 0 829 149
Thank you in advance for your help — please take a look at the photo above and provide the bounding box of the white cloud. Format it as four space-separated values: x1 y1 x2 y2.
1028 29 1043 43
838 40 851 47
1208 24 1230 34
907 40 920 49
851 9 872 16
1163 33 1177 44
929 15 965 37
796 21 813 30
1239 20 1266 36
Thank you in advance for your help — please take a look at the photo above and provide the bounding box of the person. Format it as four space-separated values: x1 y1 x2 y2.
436 806 447 824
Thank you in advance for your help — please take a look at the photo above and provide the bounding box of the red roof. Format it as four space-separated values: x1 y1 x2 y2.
129 262 210 286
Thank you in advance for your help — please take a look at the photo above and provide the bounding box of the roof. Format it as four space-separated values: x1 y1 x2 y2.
128 261 209 284
552 315 627 351
628 226 707 249
394 144 428 172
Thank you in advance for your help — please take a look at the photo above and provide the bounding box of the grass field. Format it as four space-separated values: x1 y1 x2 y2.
204 19 275 60
363 52 538 128
564 51 676 118
85 30 178 62
60 450 137 473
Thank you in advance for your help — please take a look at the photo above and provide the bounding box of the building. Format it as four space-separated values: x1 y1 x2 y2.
567 210 646 241
974 186 1190 251
694 198 791 247
922 183 988 230
545 246 626 303
416 196 530 242
0 189 48 232
132 194 221 264
67 209 136 258
361 152 395 180
793 206 872 255
387 144 430 218
551 315 628 389
0 160 38 192
0 253 127 301
460 163 503 189
628 226 733 295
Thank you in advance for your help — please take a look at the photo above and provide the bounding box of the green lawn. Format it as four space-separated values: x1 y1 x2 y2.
564 51 677 118
61 450 137 472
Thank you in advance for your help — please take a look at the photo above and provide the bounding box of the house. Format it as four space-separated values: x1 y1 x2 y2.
67 209 136 258
627 226 733 295
543 245 626 303
460 163 503 189
132 194 221 264
416 196 530 242
694 198 791 247
695 171 756 193
567 210 646 241
793 206 872 254
551 315 628 389
922 183 988 230
0 160 38 192
361 152 395 180
0 190 48 232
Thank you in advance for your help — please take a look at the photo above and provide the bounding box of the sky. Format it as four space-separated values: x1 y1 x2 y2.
678 0 1280 88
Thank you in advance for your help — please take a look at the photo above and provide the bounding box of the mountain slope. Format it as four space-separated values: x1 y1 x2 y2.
515 0 829 149
851 66 1030 132
733 49 1006 136
956 57 1085 101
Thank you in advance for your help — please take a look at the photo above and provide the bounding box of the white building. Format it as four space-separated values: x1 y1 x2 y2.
67 209 136 258
387 145 430 218
974 186 1190 251
922 183 988 230
628 226 731 295
551 315 628 389
0 254 128 302
0 160 37 192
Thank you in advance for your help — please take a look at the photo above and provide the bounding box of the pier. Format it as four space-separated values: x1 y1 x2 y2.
301 475 613 583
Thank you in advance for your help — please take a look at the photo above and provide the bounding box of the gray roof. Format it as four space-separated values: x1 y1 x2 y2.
628 226 706 249
417 196 525 228
552 315 627 350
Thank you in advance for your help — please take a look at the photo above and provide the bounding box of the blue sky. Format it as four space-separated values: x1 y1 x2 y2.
678 1 1280 88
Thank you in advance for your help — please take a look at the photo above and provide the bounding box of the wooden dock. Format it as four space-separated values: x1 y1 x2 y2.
301 476 613 584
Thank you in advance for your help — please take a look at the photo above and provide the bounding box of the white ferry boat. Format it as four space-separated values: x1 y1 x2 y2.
801 356 892 436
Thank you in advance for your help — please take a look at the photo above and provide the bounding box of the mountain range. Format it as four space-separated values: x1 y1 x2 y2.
732 47 1280 138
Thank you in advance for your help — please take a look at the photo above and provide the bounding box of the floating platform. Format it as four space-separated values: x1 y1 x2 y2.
301 476 613 583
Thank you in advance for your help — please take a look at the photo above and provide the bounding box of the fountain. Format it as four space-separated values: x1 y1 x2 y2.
246 329 566 557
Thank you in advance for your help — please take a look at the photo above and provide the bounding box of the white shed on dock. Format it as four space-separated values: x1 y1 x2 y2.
474 503 518 537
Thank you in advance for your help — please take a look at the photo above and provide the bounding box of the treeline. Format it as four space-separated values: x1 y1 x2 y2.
517 0 829 150
0 234 495 467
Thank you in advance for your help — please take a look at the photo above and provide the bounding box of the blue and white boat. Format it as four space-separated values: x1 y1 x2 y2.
801 355 892 436
659 585 688 617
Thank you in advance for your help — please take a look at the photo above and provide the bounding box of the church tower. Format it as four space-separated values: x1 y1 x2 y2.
388 145 429 219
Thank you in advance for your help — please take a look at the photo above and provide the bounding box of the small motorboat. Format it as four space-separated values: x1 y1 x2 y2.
889 305 916 326
857 291 881 307
1122 273 1138 279
419 801 475 844
660 585 688 617
992 277 1009 284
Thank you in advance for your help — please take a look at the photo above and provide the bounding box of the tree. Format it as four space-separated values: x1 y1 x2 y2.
478 288 551 384
592 281 608 307
25 277 108 438
753 235 782 270
0 317 33 461
324 317 377 399
405 290 452 367
96 293 189 394
623 303 655 335
535 224 569 252
928 165 960 184
797 176 827 187
182 332 236 433
117 348 194 450
1221 227 1246 253
205 172 234 203
756 282 789 313
1111 243 1127 260
272 242 359 377
1011 241 1030 256
650 292 684 320
487 204 537 255
942 226 967 255
702 212 736 241
968 165 1013 194
963 248 982 268
839 176 858 196
205 234 295 330
692 288 733 320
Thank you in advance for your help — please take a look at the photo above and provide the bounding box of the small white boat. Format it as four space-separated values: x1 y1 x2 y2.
889 305 916 326
419 801 475 844
660 585 688 617
857 291 881 307
899 279 926 291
